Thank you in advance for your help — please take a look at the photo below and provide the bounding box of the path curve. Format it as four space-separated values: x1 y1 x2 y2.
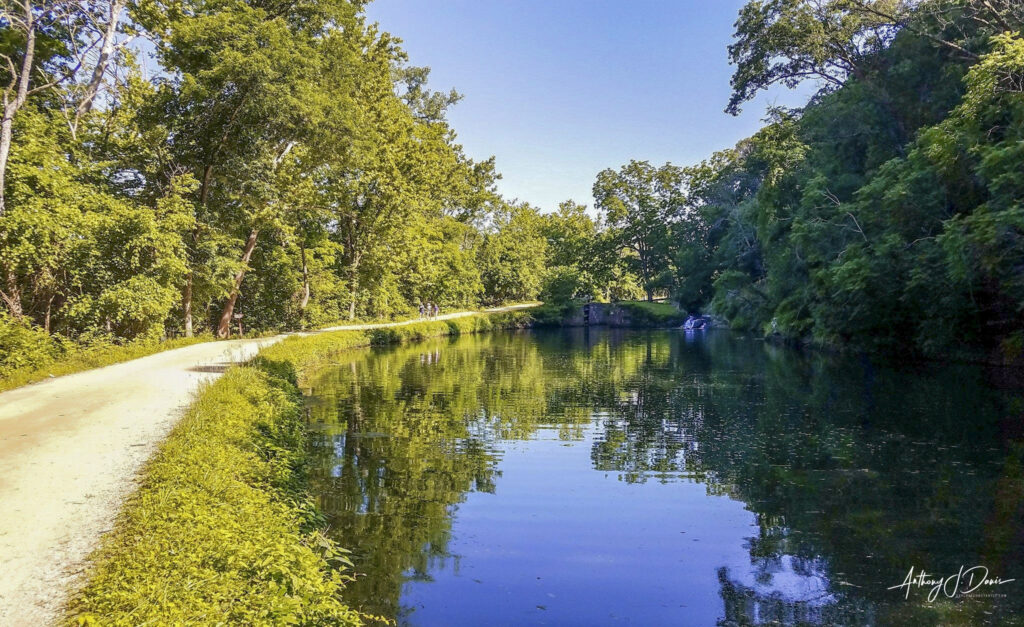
0 304 534 625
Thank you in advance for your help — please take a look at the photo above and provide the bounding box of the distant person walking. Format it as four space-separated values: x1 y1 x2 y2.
418 303 424 319
433 303 440 317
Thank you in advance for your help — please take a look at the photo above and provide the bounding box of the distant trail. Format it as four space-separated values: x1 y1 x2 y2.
0 303 535 626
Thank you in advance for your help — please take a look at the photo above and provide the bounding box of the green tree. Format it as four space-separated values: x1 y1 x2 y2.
593 160 685 301
477 202 547 305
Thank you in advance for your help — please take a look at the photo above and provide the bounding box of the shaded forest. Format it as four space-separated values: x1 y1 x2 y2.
573 1 1024 360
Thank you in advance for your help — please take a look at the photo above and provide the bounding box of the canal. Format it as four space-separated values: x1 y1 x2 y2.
303 328 1024 625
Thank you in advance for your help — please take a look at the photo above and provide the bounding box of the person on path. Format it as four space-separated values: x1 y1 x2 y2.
434 303 440 317
418 303 424 319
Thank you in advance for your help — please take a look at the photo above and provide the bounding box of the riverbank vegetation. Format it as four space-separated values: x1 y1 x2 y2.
555 1 1024 360
2 1 1021 372
66 313 530 624
67 363 363 625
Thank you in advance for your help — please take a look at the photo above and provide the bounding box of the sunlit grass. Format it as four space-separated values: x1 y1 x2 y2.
0 336 212 394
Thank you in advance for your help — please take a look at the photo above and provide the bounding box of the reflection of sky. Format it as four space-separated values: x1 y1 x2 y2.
397 425 836 626
728 554 834 606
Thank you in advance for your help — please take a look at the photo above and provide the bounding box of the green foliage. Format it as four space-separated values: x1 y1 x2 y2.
616 300 687 326
0 313 65 378
536 201 613 304
539 266 587 305
477 203 548 305
593 160 686 301
0 0 533 375
1 105 192 341
526 301 578 326
667 6 1024 358
67 364 363 625
726 0 899 115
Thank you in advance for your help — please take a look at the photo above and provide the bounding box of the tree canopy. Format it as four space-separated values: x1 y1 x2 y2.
0 0 553 366
1 0 1022 368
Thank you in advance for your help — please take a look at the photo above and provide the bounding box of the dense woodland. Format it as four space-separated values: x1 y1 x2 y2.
582 0 1024 359
0 0 1022 376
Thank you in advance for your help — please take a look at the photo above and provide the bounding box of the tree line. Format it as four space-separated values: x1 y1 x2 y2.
557 0 1024 358
0 0 627 368
1 0 1021 367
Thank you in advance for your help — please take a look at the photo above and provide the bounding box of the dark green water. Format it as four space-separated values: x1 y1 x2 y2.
303 329 1024 626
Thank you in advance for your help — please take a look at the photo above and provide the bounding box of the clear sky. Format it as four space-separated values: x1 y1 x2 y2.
365 0 814 213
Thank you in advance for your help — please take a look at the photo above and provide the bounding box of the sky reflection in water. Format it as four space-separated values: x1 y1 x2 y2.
303 328 1024 626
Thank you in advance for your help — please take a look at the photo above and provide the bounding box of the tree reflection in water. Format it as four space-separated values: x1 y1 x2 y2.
303 329 1024 625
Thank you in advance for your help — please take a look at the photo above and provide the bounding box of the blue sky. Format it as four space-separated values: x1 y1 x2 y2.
366 0 815 213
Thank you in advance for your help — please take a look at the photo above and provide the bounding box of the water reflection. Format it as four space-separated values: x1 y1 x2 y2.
304 329 1024 625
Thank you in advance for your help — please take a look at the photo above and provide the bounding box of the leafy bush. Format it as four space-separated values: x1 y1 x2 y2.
0 314 66 377
540 266 600 305
525 301 578 326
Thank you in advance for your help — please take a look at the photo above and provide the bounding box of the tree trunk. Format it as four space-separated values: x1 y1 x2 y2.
199 165 214 206
71 0 125 137
0 2 36 215
183 273 193 337
299 244 310 311
347 251 360 321
1 266 23 320
44 294 53 333
216 228 259 339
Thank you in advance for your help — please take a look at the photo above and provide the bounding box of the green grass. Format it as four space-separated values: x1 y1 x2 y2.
0 335 212 394
616 300 686 325
66 364 364 626
65 312 534 625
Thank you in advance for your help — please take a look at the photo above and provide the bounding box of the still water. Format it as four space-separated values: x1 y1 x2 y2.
303 329 1024 626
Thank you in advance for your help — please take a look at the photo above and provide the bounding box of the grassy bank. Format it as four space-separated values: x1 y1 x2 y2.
66 363 363 625
0 331 212 394
0 306 534 394
261 309 535 377
66 313 533 625
616 300 686 326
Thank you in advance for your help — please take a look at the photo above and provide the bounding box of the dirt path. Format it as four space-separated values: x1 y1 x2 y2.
0 305 534 625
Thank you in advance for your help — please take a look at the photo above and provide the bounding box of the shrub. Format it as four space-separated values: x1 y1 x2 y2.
0 314 65 377
527 301 578 326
